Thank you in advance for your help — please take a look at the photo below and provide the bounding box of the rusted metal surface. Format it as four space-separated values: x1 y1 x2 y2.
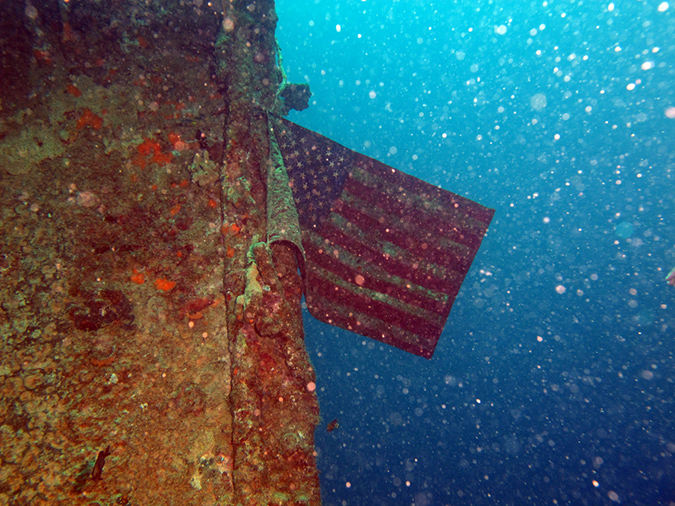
217 1 321 503
0 1 320 504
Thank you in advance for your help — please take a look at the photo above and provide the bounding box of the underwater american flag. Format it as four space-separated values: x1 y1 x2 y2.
269 117 494 359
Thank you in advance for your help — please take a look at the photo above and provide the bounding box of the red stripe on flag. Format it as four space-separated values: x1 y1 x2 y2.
307 296 437 358
330 198 474 276
305 270 445 347
343 175 488 251
312 218 463 296
303 236 450 316
356 156 495 225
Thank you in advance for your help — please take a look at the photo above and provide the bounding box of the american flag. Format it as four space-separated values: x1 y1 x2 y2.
271 117 494 359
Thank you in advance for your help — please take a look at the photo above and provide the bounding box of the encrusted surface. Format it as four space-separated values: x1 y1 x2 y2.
0 1 321 504
0 2 233 503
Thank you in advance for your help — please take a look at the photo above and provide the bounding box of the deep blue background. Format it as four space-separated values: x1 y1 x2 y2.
276 1 675 504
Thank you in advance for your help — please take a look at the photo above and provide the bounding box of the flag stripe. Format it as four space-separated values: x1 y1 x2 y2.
358 156 495 225
344 171 489 251
307 294 436 359
342 165 489 269
305 268 445 343
332 196 474 276
303 231 450 316
311 215 463 296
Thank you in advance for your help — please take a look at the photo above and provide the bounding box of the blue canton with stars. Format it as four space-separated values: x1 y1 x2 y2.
274 119 353 230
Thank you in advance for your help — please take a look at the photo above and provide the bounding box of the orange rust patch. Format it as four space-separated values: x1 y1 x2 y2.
76 108 103 130
153 151 173 166
221 223 242 236
67 84 82 97
130 271 145 284
135 138 174 167
155 278 176 291
137 139 161 157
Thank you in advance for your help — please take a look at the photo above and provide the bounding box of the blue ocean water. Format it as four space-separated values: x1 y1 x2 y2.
277 1 675 505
